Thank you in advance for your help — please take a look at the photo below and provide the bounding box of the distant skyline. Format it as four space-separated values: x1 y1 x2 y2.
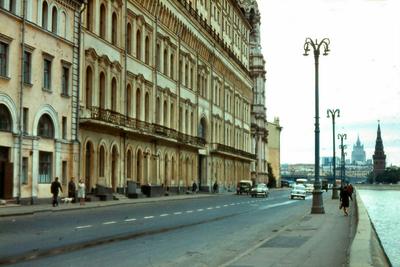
258 0 400 166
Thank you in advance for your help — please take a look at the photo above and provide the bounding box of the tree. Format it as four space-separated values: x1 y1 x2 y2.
267 163 276 188
368 167 400 184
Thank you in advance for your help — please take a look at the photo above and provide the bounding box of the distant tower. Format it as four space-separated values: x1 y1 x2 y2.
351 135 366 164
373 122 386 177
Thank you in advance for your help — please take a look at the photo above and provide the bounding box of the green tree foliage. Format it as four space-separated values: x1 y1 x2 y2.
267 163 276 188
367 167 400 184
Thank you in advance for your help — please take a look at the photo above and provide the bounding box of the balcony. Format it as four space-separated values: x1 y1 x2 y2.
210 143 257 161
80 107 206 148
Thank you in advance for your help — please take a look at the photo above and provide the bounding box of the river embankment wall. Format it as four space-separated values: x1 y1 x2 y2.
348 187 392 267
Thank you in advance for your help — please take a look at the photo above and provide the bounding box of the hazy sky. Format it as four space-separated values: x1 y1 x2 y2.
258 0 400 166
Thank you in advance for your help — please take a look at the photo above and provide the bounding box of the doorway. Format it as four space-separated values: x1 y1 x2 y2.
0 147 12 199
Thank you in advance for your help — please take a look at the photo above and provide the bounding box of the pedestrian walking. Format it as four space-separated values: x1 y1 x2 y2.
77 179 86 206
339 185 352 216
213 181 218 193
347 183 354 197
50 177 63 207
68 177 76 203
192 181 197 193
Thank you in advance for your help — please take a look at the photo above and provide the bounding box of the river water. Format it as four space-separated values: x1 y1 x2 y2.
358 190 400 267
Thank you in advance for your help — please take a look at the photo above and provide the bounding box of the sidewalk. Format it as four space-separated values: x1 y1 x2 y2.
221 196 355 267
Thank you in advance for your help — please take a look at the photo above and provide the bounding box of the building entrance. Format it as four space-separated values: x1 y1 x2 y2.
0 146 12 199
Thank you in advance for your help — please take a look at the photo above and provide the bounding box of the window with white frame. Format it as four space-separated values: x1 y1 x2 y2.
0 41 8 77
39 151 52 183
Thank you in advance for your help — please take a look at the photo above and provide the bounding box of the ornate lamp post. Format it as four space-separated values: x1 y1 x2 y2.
338 133 347 188
327 109 340 199
303 38 330 214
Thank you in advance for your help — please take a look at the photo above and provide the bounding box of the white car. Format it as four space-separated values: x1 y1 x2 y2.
290 184 306 200
305 183 314 194
250 183 269 198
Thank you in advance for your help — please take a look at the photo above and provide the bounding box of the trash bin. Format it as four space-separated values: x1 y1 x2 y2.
127 181 138 198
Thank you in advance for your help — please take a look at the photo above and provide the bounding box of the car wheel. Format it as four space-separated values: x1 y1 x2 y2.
291 196 293 199
302 196 305 200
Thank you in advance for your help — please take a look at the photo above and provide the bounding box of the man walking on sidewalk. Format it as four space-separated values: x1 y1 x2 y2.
51 177 63 207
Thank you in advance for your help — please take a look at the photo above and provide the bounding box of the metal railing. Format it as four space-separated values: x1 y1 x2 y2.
211 143 256 160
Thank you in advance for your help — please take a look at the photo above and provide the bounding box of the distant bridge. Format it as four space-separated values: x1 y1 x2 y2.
281 174 367 184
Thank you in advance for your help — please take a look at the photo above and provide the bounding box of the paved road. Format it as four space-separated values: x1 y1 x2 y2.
0 189 320 267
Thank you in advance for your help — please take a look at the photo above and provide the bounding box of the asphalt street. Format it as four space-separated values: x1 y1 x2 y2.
0 189 321 267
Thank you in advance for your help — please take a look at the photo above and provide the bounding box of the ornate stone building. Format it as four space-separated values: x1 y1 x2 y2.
0 0 83 203
78 0 258 195
373 122 386 177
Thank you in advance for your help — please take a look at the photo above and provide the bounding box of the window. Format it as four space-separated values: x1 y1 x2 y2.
43 58 52 90
99 146 105 177
163 49 168 76
37 114 54 138
9 0 16 14
156 44 160 71
136 89 141 120
62 116 67 139
155 97 160 124
99 4 106 38
126 84 131 116
99 72 105 109
85 67 92 107
23 51 31 84
86 0 93 31
111 78 117 111
22 157 28 184
0 42 8 77
0 104 11 131
170 103 174 129
23 107 28 134
111 12 117 45
163 101 167 126
61 66 69 96
136 30 141 60
39 151 52 183
42 1 48 29
144 93 149 122
170 53 174 79
127 23 132 54
51 6 57 34
145 36 150 64
185 63 188 87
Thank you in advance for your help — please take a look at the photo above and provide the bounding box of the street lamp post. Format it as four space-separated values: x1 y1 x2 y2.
338 133 347 188
303 38 330 214
327 109 340 199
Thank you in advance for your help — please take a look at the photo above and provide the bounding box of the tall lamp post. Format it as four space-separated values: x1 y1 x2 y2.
303 38 330 214
327 109 340 199
338 133 347 188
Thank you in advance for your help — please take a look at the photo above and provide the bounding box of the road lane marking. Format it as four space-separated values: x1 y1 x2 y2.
207 207 213 210
215 206 221 209
173 212 182 215
160 214 169 217
186 210 194 213
103 221 117 225
230 203 235 206
260 200 293 210
124 218 137 222
197 208 204 211
223 204 228 207
144 216 154 219
76 225 92 229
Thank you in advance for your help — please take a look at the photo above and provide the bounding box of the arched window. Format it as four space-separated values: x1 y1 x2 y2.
42 1 48 29
37 114 54 138
145 36 150 64
199 117 206 139
156 97 160 124
185 110 189 134
156 44 161 71
126 84 131 116
99 146 105 177
85 67 93 107
179 59 182 83
99 72 105 109
163 49 168 76
170 103 174 129
127 23 132 54
170 53 174 79
185 63 189 87
163 101 168 126
51 6 57 34
136 30 141 60
136 89 141 120
0 104 12 132
144 92 149 122
190 112 194 135
127 150 132 179
136 149 142 184
60 11 66 38
111 78 117 111
99 4 106 39
111 12 117 45
190 67 193 89
86 0 93 31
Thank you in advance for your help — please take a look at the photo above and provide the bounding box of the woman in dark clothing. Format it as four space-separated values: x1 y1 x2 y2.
340 186 352 216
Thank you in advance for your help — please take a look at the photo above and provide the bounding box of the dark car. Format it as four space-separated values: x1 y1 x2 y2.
236 181 252 195
281 179 294 188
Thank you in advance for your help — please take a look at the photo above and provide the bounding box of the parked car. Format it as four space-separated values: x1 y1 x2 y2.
237 180 253 195
250 183 269 198
290 184 306 200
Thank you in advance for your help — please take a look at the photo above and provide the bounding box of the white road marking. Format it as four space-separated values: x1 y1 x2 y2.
259 200 293 210
223 204 228 207
197 208 204 212
186 210 194 213
76 225 92 229
230 203 235 206
207 207 213 210
124 218 137 222
173 212 182 215
103 221 117 225
215 206 221 209
144 216 154 219
160 214 169 217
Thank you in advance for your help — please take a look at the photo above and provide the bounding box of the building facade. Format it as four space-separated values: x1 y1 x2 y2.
267 118 281 185
0 0 82 203
351 135 366 164
0 0 274 202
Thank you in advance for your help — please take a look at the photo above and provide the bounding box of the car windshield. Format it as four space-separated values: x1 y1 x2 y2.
294 185 305 190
